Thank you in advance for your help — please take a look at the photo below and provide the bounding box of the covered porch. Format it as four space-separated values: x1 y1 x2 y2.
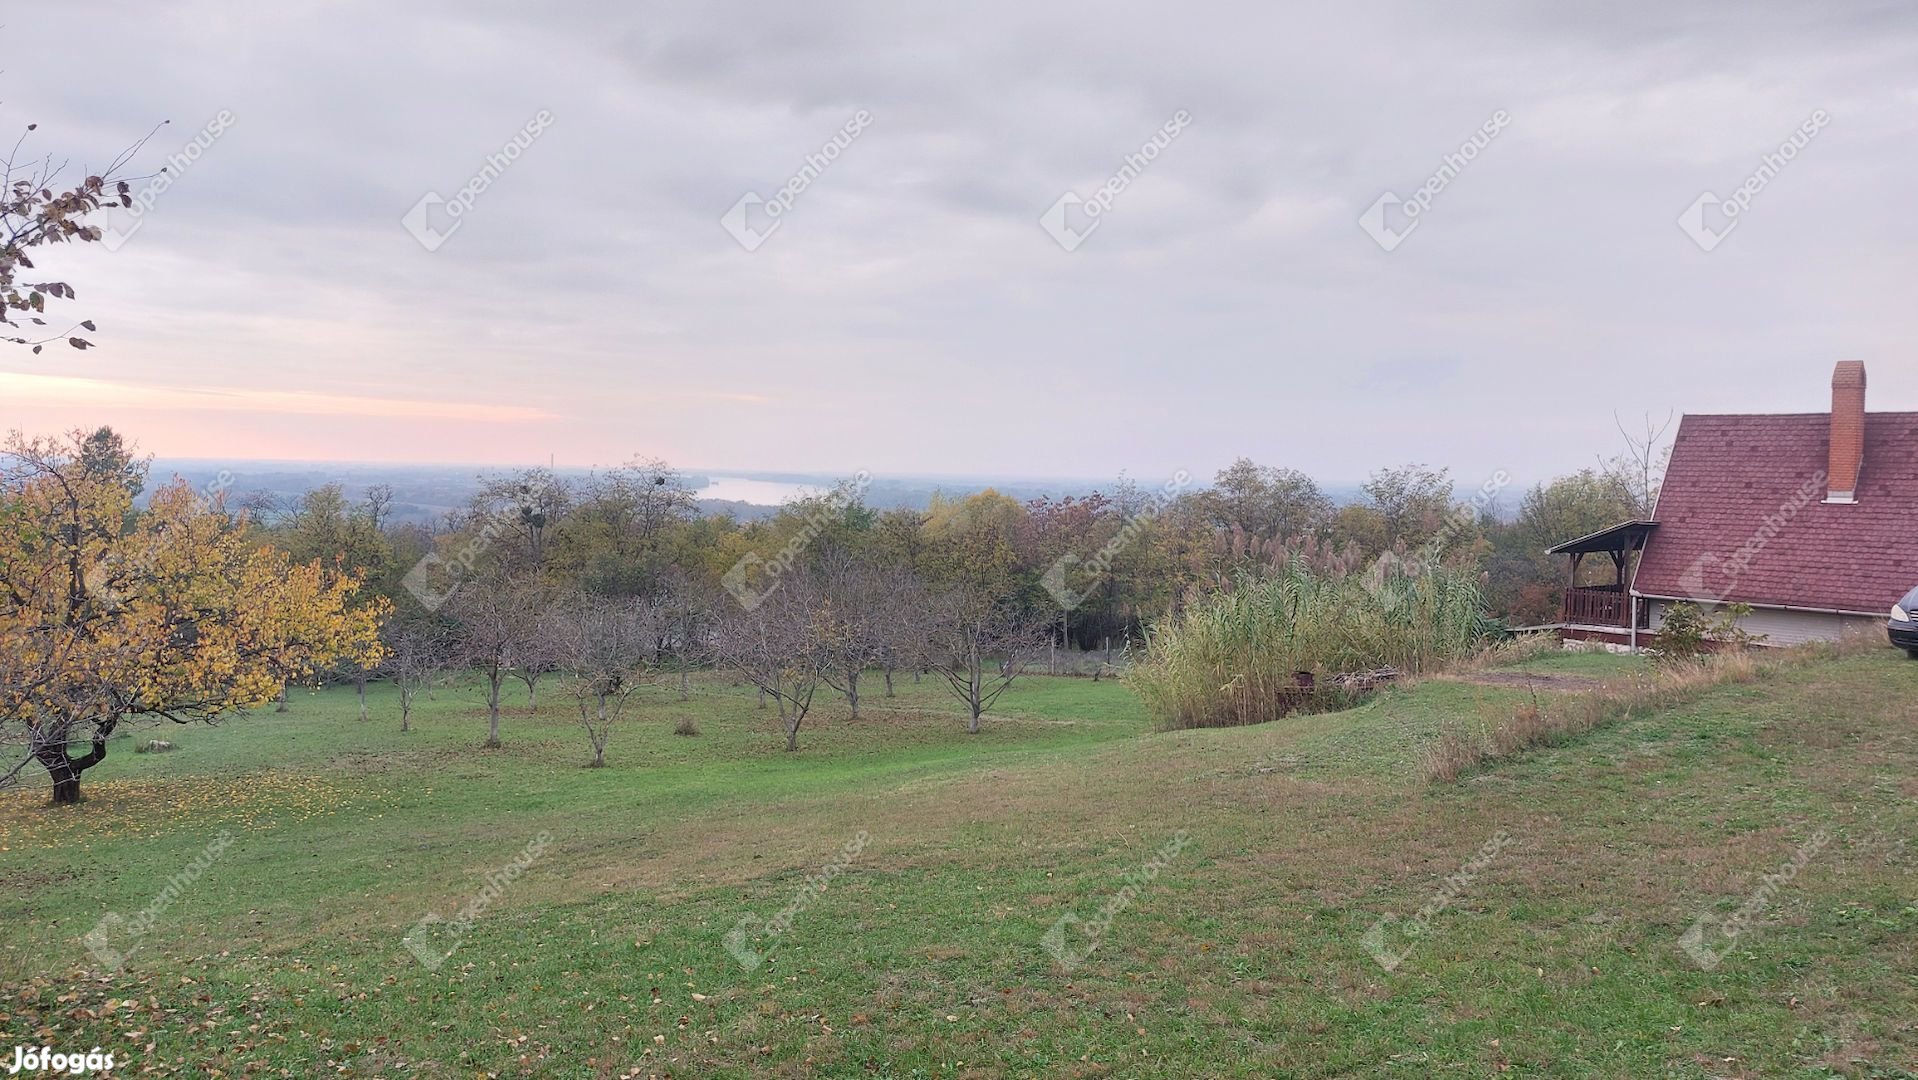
1547 520 1657 629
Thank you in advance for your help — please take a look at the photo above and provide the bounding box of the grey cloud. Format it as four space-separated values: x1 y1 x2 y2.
3 0 1914 484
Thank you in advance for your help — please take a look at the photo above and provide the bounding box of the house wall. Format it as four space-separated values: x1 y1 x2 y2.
1643 600 1883 647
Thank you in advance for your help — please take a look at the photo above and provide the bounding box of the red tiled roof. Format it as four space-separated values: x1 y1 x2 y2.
1633 411 1918 614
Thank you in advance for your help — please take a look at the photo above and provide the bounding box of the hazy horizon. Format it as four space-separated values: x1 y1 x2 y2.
140 454 1382 492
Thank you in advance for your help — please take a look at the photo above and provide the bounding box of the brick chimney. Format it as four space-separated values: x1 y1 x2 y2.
1826 360 1866 503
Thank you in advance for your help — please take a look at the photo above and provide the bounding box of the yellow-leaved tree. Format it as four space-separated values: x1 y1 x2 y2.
0 429 385 804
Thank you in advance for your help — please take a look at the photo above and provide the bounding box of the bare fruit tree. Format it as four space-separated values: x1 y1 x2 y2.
466 469 571 574
711 572 828 752
926 590 1049 735
381 616 453 733
448 570 542 748
507 599 563 714
873 570 935 699
658 571 715 701
815 559 920 719
553 594 658 768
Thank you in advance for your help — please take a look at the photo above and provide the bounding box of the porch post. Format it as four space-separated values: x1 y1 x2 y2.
1563 552 1582 622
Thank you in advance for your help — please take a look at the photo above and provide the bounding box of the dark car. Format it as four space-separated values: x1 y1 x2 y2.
1891 586 1918 657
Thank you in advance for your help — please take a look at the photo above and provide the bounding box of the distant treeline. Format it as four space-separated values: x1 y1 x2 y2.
249 453 1652 646
144 458 1373 529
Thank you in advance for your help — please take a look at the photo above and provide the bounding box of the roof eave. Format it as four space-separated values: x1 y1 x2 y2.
1545 519 1660 556
1630 592 1888 619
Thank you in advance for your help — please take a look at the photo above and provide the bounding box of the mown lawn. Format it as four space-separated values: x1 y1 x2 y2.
1502 647 1648 678
2 652 1914 1078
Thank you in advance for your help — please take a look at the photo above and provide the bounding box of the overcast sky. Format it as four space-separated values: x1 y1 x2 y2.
4 0 1915 489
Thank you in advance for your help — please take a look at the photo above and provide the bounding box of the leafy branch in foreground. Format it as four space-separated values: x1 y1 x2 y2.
1 121 164 352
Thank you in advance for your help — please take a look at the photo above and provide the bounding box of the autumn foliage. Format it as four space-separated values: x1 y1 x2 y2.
0 431 385 803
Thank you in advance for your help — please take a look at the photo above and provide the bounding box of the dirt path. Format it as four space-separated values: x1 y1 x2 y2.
1448 670 1605 691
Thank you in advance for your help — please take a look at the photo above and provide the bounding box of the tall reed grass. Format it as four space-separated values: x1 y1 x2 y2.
1130 560 1497 729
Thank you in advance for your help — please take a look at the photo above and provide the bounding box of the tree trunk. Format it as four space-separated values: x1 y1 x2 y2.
883 666 895 698
400 694 412 733
846 670 861 719
785 718 800 752
37 725 110 806
526 679 538 714
276 685 290 713
967 646 983 735
585 697 613 766
485 672 503 748
679 669 690 700
757 685 768 709
357 674 368 721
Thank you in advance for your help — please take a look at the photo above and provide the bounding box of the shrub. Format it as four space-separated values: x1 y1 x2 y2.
1655 602 1761 665
1131 560 1498 729
672 717 699 737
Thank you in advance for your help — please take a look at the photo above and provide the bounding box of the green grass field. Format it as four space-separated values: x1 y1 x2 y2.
1500 647 1647 677
3 652 1915 1078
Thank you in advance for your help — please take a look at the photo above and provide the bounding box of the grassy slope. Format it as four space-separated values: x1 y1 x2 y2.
2 654 1914 1078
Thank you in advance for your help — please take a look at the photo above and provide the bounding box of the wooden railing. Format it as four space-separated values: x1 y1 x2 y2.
1562 586 1648 628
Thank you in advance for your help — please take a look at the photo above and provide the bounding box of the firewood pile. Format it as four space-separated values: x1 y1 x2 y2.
1330 666 1401 692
